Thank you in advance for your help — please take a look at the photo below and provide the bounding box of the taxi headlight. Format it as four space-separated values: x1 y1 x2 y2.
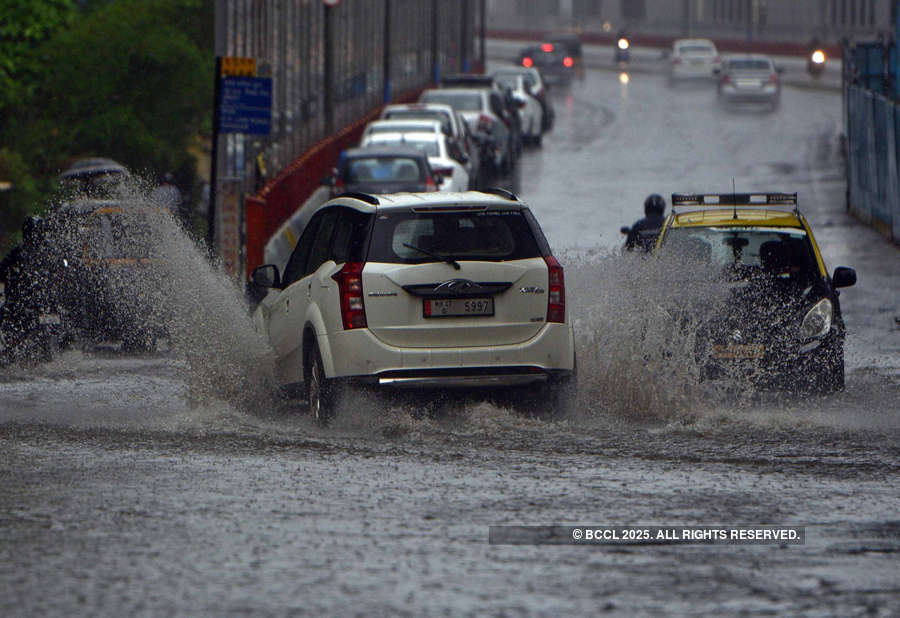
800 298 832 340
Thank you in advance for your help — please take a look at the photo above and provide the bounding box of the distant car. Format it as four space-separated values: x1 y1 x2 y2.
547 32 584 79
655 192 856 393
493 65 554 132
360 131 470 193
380 103 483 186
517 43 575 86
325 146 438 197
668 38 721 82
249 190 577 423
439 73 523 161
419 88 514 174
491 71 544 146
57 158 130 198
717 55 782 109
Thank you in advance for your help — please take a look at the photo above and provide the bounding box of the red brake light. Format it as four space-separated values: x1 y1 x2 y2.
722 74 731 84
522 57 534 68
332 262 367 329
563 56 574 68
425 174 438 191
478 113 494 132
333 177 345 196
541 43 554 53
544 255 565 323
767 73 778 84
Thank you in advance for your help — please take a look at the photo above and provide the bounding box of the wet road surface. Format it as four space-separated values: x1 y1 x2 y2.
1 62 899 616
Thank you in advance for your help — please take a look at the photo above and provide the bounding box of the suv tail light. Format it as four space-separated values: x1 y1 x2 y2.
544 255 565 323
767 73 778 84
522 56 534 68
425 174 438 191
478 114 494 133
563 56 574 68
332 262 367 329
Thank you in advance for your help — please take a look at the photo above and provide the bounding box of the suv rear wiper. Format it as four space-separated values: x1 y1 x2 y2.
402 243 461 270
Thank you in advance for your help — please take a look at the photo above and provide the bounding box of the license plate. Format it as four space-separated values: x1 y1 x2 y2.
424 297 493 318
691 59 705 66
38 313 62 326
736 79 762 88
711 344 764 359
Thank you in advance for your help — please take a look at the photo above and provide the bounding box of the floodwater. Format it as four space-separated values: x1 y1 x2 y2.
1 59 899 616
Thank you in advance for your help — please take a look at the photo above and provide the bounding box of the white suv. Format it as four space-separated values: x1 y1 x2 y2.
250 190 576 423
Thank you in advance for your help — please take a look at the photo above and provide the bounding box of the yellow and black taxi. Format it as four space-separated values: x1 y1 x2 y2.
655 192 856 392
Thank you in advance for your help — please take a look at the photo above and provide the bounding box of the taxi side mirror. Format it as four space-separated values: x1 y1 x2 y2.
832 266 856 288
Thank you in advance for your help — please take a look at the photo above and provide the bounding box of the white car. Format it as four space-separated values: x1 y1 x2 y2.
379 103 482 184
360 131 470 193
362 119 443 142
491 71 543 146
250 190 577 423
668 38 721 82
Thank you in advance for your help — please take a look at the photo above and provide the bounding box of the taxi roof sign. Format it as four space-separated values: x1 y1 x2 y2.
671 192 799 214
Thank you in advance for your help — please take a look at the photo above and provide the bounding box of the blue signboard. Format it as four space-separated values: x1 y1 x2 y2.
219 76 272 134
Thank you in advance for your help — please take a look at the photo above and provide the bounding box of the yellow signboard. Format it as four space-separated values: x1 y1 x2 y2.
221 56 256 77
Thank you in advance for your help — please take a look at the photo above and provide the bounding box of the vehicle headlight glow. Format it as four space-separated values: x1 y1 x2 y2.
811 50 826 64
618 38 630 50
800 298 833 340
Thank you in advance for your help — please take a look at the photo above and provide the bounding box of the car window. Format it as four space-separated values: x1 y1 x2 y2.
367 210 542 263
365 135 440 158
661 227 817 280
282 213 322 286
384 110 453 135
343 157 426 182
420 92 483 112
727 60 773 71
331 208 372 264
678 45 714 55
305 209 340 277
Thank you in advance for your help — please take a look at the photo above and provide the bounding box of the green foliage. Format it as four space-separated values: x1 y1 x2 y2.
0 149 41 256
0 0 214 252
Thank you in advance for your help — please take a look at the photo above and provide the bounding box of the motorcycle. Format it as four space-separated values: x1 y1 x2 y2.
808 49 826 78
615 34 631 65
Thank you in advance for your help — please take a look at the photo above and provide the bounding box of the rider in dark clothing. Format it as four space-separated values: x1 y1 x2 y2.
625 194 667 252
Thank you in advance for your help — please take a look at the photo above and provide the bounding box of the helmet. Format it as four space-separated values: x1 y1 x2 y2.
21 215 43 243
644 193 665 216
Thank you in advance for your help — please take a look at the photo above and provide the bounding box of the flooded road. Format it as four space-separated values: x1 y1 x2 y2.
2 63 899 616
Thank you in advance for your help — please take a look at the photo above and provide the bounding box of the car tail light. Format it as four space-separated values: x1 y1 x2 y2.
332 262 367 329
478 114 494 132
563 56 574 68
767 74 778 84
722 74 731 84
333 177 345 196
522 56 534 68
425 174 438 191
541 43 554 53
544 255 565 323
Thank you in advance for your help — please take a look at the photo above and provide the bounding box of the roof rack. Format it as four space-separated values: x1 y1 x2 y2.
481 187 519 201
336 191 380 206
671 192 798 214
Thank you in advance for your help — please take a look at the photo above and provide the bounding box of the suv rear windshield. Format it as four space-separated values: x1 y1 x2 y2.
384 110 452 134
367 209 542 263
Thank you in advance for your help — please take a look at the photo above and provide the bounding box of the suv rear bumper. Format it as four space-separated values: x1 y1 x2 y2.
324 322 575 383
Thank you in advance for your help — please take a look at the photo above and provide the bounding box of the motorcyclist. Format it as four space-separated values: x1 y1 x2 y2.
624 194 666 252
0 216 52 358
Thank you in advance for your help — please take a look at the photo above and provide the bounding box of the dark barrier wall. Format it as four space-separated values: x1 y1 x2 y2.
219 0 479 277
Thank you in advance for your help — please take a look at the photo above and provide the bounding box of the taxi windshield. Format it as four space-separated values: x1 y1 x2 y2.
662 226 818 280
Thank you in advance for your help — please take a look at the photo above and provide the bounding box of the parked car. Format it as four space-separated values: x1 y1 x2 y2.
667 38 721 83
419 88 514 174
250 189 577 423
517 43 576 86
655 192 856 392
324 146 438 197
547 32 584 79
360 131 470 192
492 65 555 132
380 103 484 186
716 54 782 110
362 119 444 142
439 73 523 160
491 71 544 145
